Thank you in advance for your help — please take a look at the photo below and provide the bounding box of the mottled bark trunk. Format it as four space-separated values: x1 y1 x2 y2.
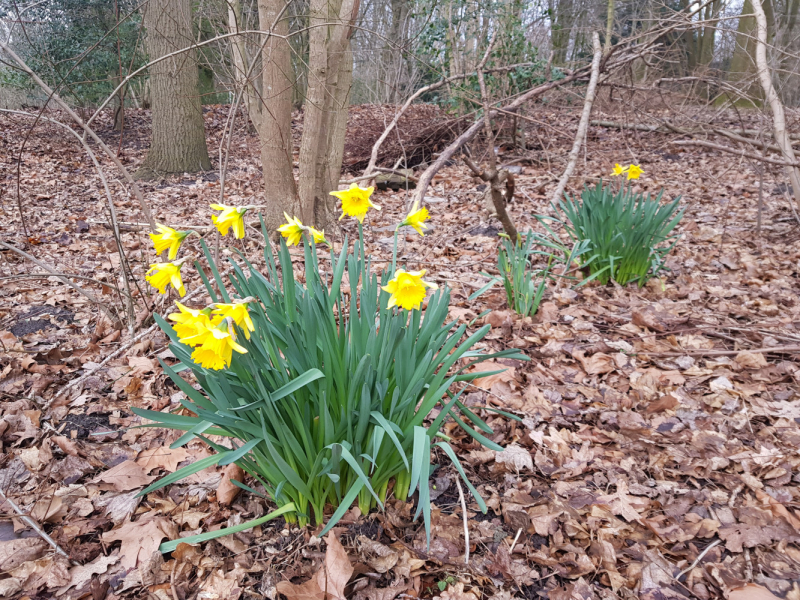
137 0 210 177
730 0 774 101
297 0 357 226
257 0 300 230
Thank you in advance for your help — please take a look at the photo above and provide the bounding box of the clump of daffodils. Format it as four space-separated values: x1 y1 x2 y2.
611 163 644 180
168 299 254 369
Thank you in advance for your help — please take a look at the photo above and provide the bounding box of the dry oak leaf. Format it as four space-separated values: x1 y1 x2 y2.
358 535 399 573
0 537 47 571
93 459 156 492
735 351 769 369
197 566 247 600
276 532 353 600
4 555 70 595
52 435 80 456
217 462 245 505
434 582 479 600
593 480 648 524
135 446 189 473
102 516 177 570
469 361 516 390
495 444 533 472
571 350 616 376
58 554 119 594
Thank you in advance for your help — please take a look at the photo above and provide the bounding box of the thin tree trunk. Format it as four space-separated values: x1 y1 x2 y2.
550 32 602 205
751 0 800 209
257 0 299 229
138 0 211 176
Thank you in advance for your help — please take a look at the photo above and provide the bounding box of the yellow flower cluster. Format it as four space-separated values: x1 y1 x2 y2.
383 269 438 311
330 184 381 223
168 300 254 370
278 212 329 247
611 163 644 180
210 204 248 239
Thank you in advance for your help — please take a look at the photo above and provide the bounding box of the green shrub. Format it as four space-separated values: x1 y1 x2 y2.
541 181 684 287
133 224 527 544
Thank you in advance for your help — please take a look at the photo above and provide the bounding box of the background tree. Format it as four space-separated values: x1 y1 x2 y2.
137 0 211 177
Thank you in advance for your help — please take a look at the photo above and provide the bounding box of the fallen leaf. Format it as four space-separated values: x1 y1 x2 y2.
729 584 782 600
276 532 353 600
93 460 155 492
495 444 533 472
102 516 177 569
135 446 189 473
58 554 119 594
217 463 245 505
735 351 768 369
0 537 47 570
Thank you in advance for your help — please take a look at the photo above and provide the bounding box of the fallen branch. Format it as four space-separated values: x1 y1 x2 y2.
641 345 800 357
551 32 602 205
671 139 800 168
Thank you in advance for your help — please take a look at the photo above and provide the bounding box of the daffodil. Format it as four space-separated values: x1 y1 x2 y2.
330 184 380 223
210 204 248 239
212 301 254 340
277 213 304 246
626 164 644 180
150 223 191 260
399 201 429 236
169 303 217 342
306 226 328 245
611 163 627 177
188 320 248 370
146 260 186 296
382 269 438 311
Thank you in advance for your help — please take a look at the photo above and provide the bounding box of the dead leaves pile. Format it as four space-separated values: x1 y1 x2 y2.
2 105 800 599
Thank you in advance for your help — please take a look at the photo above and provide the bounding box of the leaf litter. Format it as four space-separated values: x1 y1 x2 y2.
1 101 800 599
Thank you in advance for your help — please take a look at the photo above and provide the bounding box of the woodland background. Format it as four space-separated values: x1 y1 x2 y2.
2 0 800 599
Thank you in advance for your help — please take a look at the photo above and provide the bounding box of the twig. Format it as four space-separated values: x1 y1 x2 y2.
0 487 73 563
0 239 118 323
455 478 469 565
46 279 217 406
509 528 523 554
675 540 721 581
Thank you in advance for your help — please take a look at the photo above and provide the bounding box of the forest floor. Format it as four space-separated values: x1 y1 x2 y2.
1 97 800 600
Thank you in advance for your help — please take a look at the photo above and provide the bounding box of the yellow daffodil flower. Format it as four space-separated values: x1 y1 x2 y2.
150 223 191 260
382 269 438 311
168 303 217 342
626 164 644 180
189 321 248 370
210 204 248 239
277 213 304 246
330 183 380 223
306 226 328 245
146 261 186 296
212 301 254 340
611 163 627 177
399 201 429 236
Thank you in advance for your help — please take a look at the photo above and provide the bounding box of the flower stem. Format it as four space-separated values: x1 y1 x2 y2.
391 226 400 276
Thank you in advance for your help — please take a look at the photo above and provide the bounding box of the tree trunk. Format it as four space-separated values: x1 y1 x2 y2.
297 0 357 226
729 0 775 101
256 0 300 229
137 0 211 177
550 0 574 65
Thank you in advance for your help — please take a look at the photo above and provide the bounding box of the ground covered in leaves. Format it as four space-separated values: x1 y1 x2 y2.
1 97 800 600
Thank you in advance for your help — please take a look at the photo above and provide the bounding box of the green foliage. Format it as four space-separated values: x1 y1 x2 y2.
0 0 146 107
134 223 527 542
497 232 552 317
541 182 684 287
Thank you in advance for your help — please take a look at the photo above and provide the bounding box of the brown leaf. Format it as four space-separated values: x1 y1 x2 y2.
135 445 189 473
729 584 782 600
93 459 155 492
0 538 47 570
277 532 353 600
645 393 680 414
358 535 399 573
217 463 245 505
101 516 177 570
52 435 80 456
735 351 768 369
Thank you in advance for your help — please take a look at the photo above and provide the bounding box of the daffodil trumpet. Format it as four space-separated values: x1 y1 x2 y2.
145 256 192 297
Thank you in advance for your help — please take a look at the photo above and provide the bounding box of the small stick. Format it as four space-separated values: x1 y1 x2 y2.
675 539 720 581
0 488 73 563
509 528 523 554
641 345 800 357
455 478 469 565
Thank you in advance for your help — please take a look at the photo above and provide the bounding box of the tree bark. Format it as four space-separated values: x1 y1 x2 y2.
297 0 357 226
138 0 211 176
751 0 800 209
257 0 300 229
